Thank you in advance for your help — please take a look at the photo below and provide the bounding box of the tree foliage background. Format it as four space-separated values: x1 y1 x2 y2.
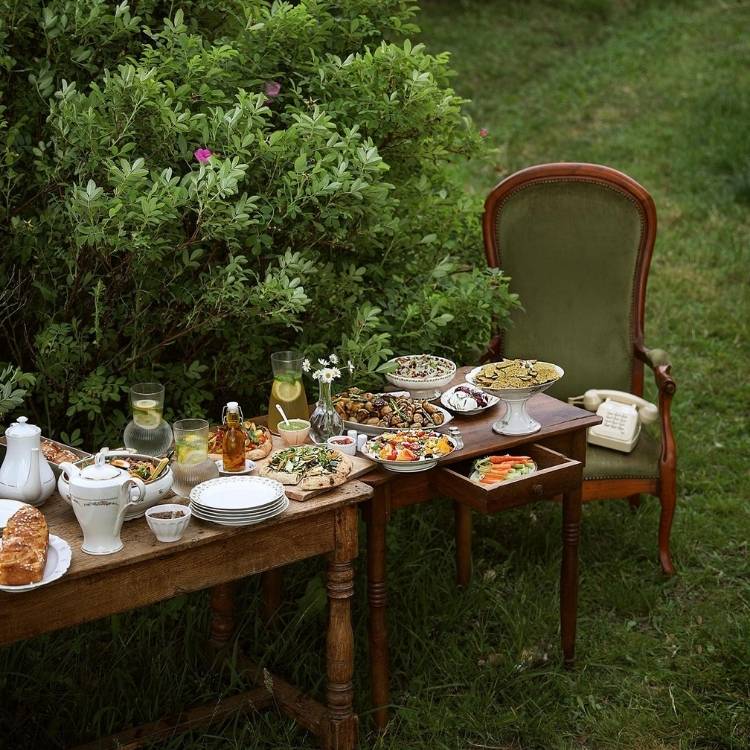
0 0 517 447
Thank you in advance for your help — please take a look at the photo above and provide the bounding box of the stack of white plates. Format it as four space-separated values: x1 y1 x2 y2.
189 476 288 526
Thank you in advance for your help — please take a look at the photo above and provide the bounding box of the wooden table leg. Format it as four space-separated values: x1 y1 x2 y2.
324 506 358 750
454 501 472 588
365 485 390 732
560 486 582 668
261 568 283 623
209 582 237 649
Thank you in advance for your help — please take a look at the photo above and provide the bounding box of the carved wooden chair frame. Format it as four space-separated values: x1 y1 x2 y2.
482 163 677 574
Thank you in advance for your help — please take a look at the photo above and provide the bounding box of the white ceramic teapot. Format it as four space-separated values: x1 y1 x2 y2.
0 416 55 504
60 449 146 555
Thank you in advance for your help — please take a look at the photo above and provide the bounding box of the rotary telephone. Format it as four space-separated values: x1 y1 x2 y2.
568 389 658 453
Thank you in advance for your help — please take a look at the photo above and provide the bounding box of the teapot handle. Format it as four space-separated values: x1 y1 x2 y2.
125 478 146 507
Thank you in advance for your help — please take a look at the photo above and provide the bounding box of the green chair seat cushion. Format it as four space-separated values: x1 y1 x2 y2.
584 428 660 481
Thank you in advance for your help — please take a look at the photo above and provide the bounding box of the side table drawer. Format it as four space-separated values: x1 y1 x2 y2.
432 443 582 513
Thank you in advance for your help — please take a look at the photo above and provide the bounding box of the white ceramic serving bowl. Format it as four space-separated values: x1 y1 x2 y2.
440 383 500 416
145 503 191 542
278 419 311 446
362 434 458 473
58 450 174 520
466 363 564 436
383 355 457 395
326 435 357 455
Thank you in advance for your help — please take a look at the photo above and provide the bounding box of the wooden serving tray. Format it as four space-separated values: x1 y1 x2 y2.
252 435 374 502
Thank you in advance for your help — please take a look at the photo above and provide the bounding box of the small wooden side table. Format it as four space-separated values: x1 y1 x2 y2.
358 367 600 729
0 481 372 750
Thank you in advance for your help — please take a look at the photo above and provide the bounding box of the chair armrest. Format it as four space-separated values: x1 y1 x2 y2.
634 343 676 395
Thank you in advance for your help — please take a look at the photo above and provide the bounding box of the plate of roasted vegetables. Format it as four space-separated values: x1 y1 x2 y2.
363 430 457 472
469 454 537 485
333 388 452 435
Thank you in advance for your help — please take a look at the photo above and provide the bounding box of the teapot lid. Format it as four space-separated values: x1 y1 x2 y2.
5 416 40 438
81 451 121 481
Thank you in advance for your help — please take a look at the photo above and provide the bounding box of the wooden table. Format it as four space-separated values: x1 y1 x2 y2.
357 367 601 729
0 480 373 750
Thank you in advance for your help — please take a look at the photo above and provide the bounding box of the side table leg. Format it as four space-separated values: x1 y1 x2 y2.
454 501 472 588
324 506 358 750
366 486 390 732
261 568 283 623
560 486 582 668
209 582 237 649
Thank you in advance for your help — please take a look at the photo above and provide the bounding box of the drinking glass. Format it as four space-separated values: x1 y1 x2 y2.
267 351 309 433
171 418 219 497
123 382 173 456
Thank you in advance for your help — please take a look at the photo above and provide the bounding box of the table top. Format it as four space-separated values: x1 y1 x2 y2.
362 366 600 484
0 480 373 593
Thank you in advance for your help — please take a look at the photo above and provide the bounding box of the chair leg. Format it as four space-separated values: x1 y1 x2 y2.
658 481 677 576
454 502 472 588
627 494 641 511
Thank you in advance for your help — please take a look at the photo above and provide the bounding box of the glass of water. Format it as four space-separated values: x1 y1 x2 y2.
171 418 218 497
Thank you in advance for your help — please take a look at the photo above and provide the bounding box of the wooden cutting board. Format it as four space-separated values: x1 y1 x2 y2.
252 436 375 502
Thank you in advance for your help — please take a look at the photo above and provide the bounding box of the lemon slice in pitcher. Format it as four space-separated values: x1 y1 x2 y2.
133 398 161 429
273 378 302 402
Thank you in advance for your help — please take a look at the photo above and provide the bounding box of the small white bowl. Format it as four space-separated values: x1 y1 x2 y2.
326 435 356 455
145 503 191 542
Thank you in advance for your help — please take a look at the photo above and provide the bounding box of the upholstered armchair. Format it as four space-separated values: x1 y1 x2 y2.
482 163 677 574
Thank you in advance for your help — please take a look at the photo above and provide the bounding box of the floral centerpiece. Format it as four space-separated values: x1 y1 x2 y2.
304 354 353 444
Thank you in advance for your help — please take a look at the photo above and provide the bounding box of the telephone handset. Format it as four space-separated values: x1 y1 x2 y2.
568 389 658 453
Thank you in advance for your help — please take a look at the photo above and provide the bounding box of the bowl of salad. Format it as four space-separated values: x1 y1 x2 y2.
363 430 457 473
383 355 457 395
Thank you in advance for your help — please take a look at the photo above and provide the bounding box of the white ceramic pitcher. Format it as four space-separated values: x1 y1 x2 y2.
60 450 146 555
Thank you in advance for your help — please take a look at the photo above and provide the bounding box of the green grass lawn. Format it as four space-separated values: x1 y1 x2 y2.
2 1 749 748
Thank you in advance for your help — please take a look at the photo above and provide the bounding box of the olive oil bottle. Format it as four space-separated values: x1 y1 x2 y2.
222 401 246 472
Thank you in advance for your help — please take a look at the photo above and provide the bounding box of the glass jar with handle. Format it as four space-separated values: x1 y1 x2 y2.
267 351 309 434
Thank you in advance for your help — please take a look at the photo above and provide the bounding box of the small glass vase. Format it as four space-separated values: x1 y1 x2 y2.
309 380 344 444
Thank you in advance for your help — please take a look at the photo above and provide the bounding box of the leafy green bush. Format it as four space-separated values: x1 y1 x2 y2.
0 0 518 447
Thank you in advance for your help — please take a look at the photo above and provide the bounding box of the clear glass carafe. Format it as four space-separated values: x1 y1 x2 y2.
171 418 219 497
267 351 309 433
123 382 173 456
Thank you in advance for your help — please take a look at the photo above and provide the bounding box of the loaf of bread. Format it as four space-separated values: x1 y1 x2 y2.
0 506 49 586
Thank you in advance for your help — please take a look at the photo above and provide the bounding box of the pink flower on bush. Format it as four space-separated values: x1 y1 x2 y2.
194 148 213 163
265 81 281 98
479 128 489 138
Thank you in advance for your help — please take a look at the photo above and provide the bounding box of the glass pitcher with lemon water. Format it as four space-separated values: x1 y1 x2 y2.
123 382 173 456
267 351 309 433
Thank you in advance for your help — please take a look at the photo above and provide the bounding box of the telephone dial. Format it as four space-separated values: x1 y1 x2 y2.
568 389 658 453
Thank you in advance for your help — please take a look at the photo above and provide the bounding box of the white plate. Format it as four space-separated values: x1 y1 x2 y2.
0 499 29 529
342 393 453 436
440 383 500 416
0 535 72 593
191 497 289 526
191 494 287 518
216 459 256 476
362 434 458 473
190 476 284 511
190 505 287 524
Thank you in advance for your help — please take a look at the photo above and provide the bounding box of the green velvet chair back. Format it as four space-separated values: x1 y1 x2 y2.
483 163 657 401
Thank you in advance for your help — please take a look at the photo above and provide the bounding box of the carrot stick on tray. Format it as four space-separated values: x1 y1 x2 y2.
470 455 536 485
